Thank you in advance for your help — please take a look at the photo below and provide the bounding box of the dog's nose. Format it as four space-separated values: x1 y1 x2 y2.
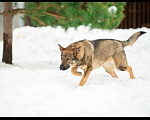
60 64 70 70
60 65 65 70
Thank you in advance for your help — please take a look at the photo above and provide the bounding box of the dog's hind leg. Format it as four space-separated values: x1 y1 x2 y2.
71 66 82 76
113 51 135 79
103 61 118 78
126 66 135 79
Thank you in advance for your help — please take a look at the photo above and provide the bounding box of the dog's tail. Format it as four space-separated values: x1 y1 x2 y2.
121 31 146 47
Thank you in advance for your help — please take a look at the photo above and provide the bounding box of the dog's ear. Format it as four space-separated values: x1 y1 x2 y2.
74 46 84 60
74 46 82 56
58 44 64 53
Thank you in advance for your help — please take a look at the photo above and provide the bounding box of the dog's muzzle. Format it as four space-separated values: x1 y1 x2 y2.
60 64 70 70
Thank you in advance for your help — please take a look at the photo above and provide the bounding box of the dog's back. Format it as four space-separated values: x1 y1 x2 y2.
89 31 146 70
90 39 123 60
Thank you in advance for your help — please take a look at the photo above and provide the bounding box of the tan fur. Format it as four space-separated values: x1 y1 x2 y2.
103 57 118 78
71 66 82 76
58 31 146 86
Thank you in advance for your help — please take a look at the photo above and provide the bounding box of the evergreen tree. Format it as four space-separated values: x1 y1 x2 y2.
25 2 126 30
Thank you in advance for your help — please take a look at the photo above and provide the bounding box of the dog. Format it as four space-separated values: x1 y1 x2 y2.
58 31 146 86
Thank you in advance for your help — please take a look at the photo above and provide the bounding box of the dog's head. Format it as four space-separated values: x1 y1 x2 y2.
58 44 84 71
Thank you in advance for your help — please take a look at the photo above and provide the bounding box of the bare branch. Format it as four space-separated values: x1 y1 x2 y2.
0 9 26 16
13 8 26 15
0 12 4 15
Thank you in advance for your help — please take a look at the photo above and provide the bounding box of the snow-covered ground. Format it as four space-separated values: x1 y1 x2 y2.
0 25 150 117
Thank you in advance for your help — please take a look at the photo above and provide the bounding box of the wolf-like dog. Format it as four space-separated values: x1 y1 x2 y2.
58 31 146 86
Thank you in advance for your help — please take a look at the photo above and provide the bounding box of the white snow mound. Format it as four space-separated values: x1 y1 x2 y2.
0 25 150 117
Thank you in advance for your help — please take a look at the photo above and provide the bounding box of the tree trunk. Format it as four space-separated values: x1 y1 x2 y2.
2 2 13 64
24 15 32 26
24 2 32 26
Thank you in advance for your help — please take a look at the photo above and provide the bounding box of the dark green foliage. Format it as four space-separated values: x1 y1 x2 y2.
25 2 126 30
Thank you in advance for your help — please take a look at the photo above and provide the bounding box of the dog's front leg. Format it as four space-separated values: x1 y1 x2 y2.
79 68 92 86
71 66 82 76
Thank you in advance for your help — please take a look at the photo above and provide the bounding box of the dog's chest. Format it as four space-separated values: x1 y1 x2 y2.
92 59 105 70
79 65 87 71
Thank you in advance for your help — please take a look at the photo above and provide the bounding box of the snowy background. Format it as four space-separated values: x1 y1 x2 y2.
0 25 150 117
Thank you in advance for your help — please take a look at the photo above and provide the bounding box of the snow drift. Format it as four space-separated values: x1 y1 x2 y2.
0 25 150 117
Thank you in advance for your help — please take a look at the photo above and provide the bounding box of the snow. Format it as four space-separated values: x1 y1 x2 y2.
0 25 150 117
108 6 117 16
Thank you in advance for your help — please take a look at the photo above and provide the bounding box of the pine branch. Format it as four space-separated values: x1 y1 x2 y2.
44 12 66 20
45 4 53 9
44 12 85 21
32 16 48 26
45 4 67 9
0 8 72 21
0 7 82 21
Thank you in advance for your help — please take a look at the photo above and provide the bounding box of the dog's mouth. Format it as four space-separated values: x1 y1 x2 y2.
60 65 70 70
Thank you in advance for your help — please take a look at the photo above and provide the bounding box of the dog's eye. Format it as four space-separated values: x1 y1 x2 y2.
66 58 70 61
61 56 64 60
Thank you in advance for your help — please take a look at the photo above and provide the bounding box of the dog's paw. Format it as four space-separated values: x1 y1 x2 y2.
76 72 82 76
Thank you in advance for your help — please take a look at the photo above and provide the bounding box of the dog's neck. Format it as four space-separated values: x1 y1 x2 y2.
75 54 85 66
